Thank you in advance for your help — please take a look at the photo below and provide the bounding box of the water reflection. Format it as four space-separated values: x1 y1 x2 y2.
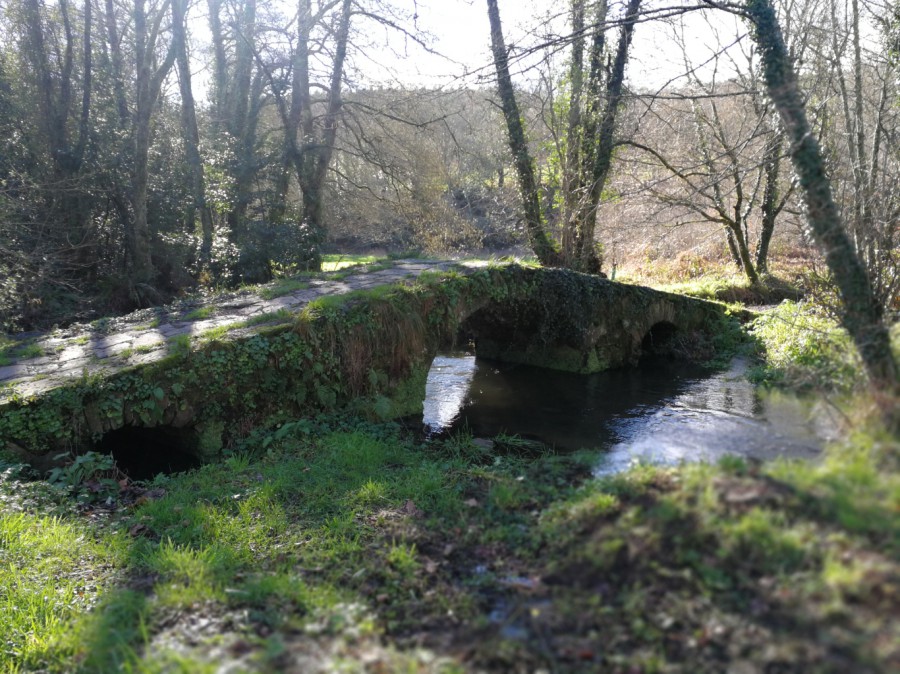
422 354 826 473
422 353 477 433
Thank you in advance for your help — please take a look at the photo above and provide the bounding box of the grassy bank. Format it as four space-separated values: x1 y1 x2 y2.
3 427 897 671
1 303 898 672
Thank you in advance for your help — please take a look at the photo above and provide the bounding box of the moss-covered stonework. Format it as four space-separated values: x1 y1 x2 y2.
0 266 733 468
461 266 730 373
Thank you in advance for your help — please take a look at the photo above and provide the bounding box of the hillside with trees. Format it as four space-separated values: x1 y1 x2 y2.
1 0 896 327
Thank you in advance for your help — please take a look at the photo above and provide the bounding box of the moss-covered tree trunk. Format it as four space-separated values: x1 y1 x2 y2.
574 0 642 274
744 0 899 402
486 0 560 267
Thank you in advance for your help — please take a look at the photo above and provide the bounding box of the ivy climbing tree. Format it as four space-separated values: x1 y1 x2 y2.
486 0 643 274
739 0 899 408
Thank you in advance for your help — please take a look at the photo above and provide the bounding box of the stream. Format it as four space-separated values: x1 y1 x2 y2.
422 353 835 474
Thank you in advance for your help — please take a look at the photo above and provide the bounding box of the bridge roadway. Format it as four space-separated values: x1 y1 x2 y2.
0 259 472 404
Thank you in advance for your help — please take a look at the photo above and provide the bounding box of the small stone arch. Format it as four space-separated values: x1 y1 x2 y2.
640 321 679 356
93 424 203 480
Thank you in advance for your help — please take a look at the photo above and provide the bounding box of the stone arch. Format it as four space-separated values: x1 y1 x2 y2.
640 321 679 356
94 424 203 479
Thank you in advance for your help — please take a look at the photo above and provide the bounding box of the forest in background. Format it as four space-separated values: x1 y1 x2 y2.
0 0 897 332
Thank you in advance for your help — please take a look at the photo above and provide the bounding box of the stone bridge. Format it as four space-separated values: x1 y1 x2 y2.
0 260 736 471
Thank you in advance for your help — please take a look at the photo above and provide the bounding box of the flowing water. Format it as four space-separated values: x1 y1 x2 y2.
422 353 834 474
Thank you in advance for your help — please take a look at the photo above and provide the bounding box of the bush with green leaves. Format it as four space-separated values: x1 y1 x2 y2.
47 451 122 502
232 217 324 284
749 301 862 391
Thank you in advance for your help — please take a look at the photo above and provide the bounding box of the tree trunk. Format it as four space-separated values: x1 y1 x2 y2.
131 0 177 294
297 0 351 269
172 0 213 264
104 0 129 125
207 0 228 131
22 0 95 274
211 0 258 247
486 0 559 266
575 0 641 274
230 0 256 140
726 229 743 269
745 0 899 400
561 0 586 262
74 0 95 273
756 131 783 273
75 0 92 165
729 222 761 285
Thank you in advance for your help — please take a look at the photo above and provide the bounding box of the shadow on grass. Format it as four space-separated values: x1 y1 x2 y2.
6 419 898 673
527 451 899 673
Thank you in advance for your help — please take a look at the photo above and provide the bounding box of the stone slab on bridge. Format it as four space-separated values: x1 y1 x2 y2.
0 261 736 469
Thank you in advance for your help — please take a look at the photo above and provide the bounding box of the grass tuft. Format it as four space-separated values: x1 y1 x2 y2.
259 278 311 300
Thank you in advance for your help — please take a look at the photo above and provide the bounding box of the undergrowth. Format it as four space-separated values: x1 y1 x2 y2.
748 300 900 392
620 254 805 305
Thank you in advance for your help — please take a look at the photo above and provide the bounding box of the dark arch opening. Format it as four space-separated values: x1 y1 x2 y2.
641 321 678 357
94 425 202 481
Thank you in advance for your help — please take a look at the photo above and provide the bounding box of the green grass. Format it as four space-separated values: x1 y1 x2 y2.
0 466 130 671
748 300 877 391
535 436 899 669
0 337 44 365
321 253 384 272
183 306 215 321
0 422 588 671
134 318 161 330
0 336 13 366
1 287 897 672
258 278 311 300
199 322 244 342
1 408 897 672
243 308 292 327
652 272 754 300
618 256 804 306
168 334 191 355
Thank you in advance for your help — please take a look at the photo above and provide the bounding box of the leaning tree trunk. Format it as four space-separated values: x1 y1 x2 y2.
744 0 899 402
486 0 560 267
